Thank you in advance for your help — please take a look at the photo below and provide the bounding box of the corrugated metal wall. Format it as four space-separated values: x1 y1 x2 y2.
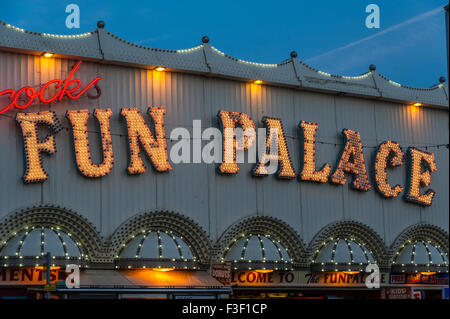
0 52 448 247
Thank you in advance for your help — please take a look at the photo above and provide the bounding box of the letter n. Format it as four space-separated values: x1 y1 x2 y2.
121 107 172 174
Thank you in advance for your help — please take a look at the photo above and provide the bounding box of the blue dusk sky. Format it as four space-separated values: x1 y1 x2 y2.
0 0 448 88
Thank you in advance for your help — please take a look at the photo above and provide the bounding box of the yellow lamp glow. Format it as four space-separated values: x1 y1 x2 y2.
155 67 166 72
254 80 263 84
34 266 61 270
255 269 273 273
413 103 422 107
43 52 54 58
420 271 436 276
343 271 360 275
152 268 175 272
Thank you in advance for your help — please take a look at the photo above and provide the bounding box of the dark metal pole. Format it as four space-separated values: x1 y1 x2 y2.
445 5 449 81
46 252 51 299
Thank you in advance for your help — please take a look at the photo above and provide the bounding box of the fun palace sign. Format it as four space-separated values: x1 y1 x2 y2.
0 61 438 206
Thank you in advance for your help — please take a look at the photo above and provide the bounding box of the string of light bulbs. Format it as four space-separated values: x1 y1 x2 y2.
0 112 448 150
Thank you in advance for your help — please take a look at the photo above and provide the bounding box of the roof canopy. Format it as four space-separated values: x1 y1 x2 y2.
116 230 199 270
224 234 293 271
311 238 375 272
0 226 88 267
392 240 449 273
0 20 448 109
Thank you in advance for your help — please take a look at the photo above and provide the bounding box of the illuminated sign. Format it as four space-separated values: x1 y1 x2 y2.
253 116 296 179
1 67 438 207
373 141 404 198
11 107 439 206
66 109 114 178
230 271 388 287
390 273 448 285
0 61 101 114
0 268 66 285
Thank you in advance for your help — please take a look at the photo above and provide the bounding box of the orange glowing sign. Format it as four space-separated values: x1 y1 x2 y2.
120 107 172 174
0 267 66 285
15 111 62 183
66 109 115 178
330 129 371 191
404 147 437 206
217 110 256 174
253 116 296 179
8 99 438 207
373 141 404 198
299 121 331 183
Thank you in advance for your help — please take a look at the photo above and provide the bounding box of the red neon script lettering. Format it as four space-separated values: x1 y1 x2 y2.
0 61 102 114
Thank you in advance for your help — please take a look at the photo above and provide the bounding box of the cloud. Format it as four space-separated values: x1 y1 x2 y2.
305 6 444 64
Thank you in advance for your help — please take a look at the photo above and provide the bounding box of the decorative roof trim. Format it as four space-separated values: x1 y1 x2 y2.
307 220 387 268
109 211 212 264
0 19 448 108
0 205 104 263
213 215 306 266
387 223 449 263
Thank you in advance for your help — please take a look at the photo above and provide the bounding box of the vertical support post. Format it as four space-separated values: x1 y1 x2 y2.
46 252 51 299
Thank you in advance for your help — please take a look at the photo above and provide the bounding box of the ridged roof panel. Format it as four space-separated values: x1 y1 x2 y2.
0 20 447 108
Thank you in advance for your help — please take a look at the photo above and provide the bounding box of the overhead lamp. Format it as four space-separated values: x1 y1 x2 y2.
255 269 273 273
254 80 263 84
155 67 166 72
420 271 436 276
42 52 54 58
152 268 174 272
413 103 422 107
343 271 360 275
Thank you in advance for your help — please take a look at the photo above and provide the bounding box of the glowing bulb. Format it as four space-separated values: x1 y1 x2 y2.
254 80 263 84
43 52 54 58
155 67 166 72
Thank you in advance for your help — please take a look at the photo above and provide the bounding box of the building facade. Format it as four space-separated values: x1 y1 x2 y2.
0 20 448 299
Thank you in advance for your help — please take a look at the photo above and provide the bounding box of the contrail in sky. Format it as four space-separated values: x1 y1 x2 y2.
305 6 443 63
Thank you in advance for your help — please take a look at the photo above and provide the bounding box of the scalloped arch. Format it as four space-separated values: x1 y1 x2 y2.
387 223 449 264
109 211 212 264
0 206 103 262
213 215 306 265
307 220 387 267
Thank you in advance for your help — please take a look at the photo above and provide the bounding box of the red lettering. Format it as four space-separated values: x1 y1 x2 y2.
285 272 294 283
246 272 256 283
0 89 15 113
257 273 267 283
9 269 19 281
39 79 63 103
50 270 57 282
0 61 101 113
238 272 246 283
0 269 7 281
13 87 35 109
69 77 102 99
21 268 34 281
36 269 43 281
330 273 337 283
